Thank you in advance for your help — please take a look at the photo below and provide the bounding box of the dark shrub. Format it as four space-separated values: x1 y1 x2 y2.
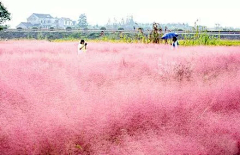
118 27 124 30
32 27 38 31
49 27 54 31
100 27 106 30
17 27 23 31
66 27 72 31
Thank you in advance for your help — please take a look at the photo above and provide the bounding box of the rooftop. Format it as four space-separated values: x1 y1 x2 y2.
19 22 33 27
33 13 53 18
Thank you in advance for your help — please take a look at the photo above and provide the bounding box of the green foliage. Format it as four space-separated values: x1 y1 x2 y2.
100 27 106 30
66 27 72 31
46 35 54 41
78 14 88 29
88 32 100 39
0 2 11 25
118 27 124 30
0 24 8 30
32 27 38 31
179 39 240 46
49 27 54 31
69 32 82 38
17 27 23 31
8 21 240 46
37 32 44 40
180 25 222 46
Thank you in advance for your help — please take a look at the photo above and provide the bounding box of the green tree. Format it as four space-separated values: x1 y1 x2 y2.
78 14 88 29
118 27 124 30
0 2 11 30
100 27 106 30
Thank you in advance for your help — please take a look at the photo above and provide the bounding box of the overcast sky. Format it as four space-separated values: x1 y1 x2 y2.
1 0 240 28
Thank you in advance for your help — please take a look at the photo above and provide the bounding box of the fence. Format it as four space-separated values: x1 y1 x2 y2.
1 29 240 40
4 29 240 34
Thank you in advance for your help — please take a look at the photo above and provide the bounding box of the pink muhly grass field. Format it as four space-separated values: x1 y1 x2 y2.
1 40 240 154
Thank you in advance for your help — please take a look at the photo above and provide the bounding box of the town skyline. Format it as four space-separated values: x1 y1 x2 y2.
14 13 203 32
2 0 240 29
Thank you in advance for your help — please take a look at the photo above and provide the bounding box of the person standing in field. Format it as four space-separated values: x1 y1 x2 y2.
172 36 179 48
78 39 87 54
151 22 159 43
159 28 163 43
165 26 168 33
100 31 104 37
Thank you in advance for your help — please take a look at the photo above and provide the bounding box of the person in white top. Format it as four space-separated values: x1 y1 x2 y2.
78 39 87 54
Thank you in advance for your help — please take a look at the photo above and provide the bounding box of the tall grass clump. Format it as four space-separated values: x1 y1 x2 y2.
0 40 240 154
180 25 222 46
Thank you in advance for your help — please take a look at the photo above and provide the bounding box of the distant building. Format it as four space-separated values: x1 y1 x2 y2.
16 13 76 29
16 22 33 29
56 17 75 29
27 13 55 29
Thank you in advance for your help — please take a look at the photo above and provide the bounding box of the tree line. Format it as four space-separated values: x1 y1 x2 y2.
0 1 11 30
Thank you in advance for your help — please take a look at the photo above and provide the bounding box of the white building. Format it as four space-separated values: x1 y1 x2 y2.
27 13 55 29
16 13 77 29
55 17 75 29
